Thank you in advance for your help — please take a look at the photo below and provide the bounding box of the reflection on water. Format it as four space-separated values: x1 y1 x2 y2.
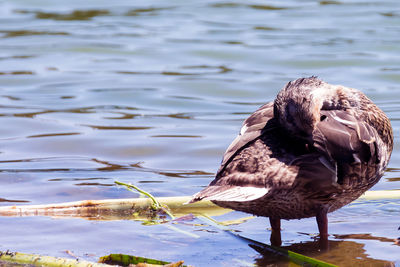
1 30 69 38
0 0 400 265
253 239 396 266
0 197 29 203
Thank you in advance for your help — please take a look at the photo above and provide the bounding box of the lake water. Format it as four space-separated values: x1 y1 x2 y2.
0 0 399 266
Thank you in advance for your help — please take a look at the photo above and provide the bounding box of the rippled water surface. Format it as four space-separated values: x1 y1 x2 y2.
0 0 399 266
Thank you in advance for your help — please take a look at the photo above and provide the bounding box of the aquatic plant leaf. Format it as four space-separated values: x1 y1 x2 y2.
99 253 184 266
115 181 163 211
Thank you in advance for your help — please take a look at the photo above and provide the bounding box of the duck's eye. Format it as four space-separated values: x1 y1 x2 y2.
320 115 327 121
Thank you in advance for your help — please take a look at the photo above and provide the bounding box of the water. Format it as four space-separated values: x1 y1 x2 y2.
0 0 399 265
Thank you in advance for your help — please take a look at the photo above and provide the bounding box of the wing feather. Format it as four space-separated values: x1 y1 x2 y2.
190 103 276 203
217 102 274 175
313 110 379 164
190 185 269 202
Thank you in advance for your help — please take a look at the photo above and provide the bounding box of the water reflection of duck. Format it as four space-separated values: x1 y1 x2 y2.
252 239 395 266
190 77 393 244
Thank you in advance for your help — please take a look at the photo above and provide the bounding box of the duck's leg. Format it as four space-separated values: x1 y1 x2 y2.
269 217 282 246
316 209 328 238
316 209 329 250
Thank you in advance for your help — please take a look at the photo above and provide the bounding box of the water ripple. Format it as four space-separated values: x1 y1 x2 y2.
0 0 399 264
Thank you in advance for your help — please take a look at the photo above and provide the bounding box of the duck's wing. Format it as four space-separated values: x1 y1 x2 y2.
217 102 274 174
189 102 279 203
190 107 381 204
313 109 380 167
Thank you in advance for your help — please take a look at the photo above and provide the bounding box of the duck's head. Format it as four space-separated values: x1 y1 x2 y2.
273 77 360 140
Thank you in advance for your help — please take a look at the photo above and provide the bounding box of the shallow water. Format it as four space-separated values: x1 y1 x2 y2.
0 0 399 266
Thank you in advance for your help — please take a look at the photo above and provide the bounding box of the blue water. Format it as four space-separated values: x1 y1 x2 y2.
0 0 399 266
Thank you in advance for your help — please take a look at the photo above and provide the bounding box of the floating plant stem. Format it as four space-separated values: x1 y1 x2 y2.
0 196 231 219
1 189 399 219
0 250 110 267
359 189 400 200
0 250 185 267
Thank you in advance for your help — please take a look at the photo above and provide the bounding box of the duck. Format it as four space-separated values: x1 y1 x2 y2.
190 77 393 245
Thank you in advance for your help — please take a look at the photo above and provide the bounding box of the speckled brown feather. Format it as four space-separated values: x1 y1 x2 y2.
190 77 393 221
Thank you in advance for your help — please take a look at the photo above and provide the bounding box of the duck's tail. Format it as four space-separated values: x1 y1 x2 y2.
188 185 269 204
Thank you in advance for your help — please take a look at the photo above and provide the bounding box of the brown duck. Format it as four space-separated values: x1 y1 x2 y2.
190 77 393 245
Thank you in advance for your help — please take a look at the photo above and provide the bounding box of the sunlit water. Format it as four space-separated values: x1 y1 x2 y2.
0 0 399 266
